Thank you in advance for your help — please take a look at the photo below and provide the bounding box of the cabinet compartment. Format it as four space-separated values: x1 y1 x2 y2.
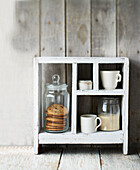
77 96 98 132
41 63 72 131
77 96 122 133
99 64 124 90
77 64 93 90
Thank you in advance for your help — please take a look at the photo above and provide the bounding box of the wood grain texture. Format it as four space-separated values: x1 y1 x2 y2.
66 0 90 56
41 0 65 57
66 0 91 132
100 148 140 170
0 146 140 170
117 0 140 146
0 0 39 145
41 0 65 128
92 0 116 57
0 146 62 170
58 148 100 170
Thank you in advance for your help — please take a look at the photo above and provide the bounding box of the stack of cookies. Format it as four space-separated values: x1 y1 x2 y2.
45 104 68 132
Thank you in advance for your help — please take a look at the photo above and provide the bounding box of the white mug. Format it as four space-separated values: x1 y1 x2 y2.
100 71 122 90
80 114 102 133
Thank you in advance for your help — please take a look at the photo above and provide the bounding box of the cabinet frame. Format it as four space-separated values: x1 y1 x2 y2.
34 57 129 155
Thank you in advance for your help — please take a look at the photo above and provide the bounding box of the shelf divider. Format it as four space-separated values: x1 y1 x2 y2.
122 58 129 155
71 63 77 134
93 63 99 91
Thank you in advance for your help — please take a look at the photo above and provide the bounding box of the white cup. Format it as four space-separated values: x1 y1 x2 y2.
80 114 102 133
100 71 122 90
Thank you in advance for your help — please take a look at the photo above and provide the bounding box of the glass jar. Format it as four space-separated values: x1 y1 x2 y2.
98 97 120 131
44 74 70 133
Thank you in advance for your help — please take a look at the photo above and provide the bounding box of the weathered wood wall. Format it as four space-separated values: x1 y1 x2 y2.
0 0 139 147
117 0 140 147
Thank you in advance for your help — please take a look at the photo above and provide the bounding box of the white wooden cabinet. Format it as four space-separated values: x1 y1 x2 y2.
34 57 129 155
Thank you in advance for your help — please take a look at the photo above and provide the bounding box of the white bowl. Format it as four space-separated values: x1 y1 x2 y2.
79 80 92 90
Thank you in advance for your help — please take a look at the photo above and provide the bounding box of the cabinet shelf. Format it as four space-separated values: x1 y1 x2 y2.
77 89 124 96
39 130 123 144
34 57 129 155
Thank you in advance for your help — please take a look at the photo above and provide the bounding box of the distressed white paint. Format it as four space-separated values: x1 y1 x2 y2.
36 57 126 64
93 63 99 90
72 63 77 134
77 89 124 95
34 57 129 154
34 59 40 154
39 131 123 144
123 58 129 155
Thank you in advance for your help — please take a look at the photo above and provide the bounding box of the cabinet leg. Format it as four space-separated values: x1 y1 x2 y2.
123 141 128 155
34 142 39 155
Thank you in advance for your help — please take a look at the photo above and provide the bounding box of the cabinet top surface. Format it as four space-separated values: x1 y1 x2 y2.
35 57 129 64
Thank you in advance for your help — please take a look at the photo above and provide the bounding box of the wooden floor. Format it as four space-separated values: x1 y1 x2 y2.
0 146 139 170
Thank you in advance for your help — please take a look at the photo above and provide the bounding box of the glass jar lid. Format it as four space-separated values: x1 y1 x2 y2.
46 74 68 90
101 97 120 105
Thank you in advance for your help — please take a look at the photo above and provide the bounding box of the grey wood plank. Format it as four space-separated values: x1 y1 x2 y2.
66 0 91 132
117 0 140 146
100 148 140 170
41 0 65 127
0 146 62 170
66 0 90 57
58 147 101 170
129 153 140 170
0 0 39 145
92 0 116 57
41 0 65 57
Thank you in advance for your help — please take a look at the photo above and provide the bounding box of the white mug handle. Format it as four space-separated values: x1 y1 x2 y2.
95 117 102 131
116 73 122 82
